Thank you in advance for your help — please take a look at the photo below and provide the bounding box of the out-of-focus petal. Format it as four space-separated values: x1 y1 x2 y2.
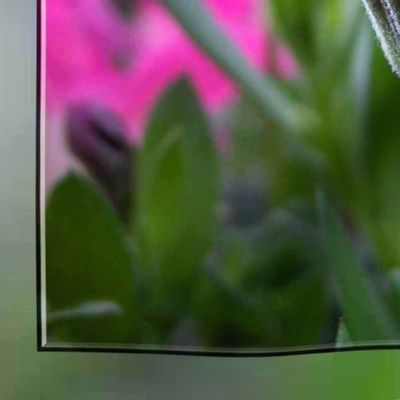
45 0 298 184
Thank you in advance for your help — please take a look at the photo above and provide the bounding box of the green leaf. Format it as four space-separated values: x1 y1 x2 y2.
192 268 274 348
163 0 315 132
193 209 331 348
348 19 373 134
386 269 400 328
136 80 219 328
317 192 397 342
269 0 318 66
362 0 400 75
46 173 139 343
270 0 363 73
315 1 364 73
364 44 400 269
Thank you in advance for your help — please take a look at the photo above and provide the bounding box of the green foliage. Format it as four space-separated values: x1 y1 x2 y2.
318 193 397 341
135 80 219 333
193 211 330 348
45 0 400 350
362 0 400 75
163 0 315 133
269 0 319 66
364 45 400 269
46 173 139 343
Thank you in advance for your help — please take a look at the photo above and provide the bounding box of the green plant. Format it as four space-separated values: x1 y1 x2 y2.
45 0 400 350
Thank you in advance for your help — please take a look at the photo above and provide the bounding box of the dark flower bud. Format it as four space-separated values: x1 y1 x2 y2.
66 103 133 222
110 0 137 19
363 0 400 75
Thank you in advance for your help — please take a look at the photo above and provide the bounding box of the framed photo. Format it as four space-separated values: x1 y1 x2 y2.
37 0 400 355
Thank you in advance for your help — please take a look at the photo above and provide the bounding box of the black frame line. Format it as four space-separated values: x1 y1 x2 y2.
36 0 43 352
35 0 400 357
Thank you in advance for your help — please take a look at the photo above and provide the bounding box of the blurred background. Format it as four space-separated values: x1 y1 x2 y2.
42 0 400 351
2 0 400 398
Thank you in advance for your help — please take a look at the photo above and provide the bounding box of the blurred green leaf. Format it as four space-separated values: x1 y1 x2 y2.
315 1 363 76
193 209 331 348
46 173 139 343
269 0 318 66
136 80 219 330
242 211 331 347
264 127 326 207
192 261 273 348
348 20 373 134
386 269 400 328
318 192 398 342
163 0 315 132
363 43 400 270
270 0 363 75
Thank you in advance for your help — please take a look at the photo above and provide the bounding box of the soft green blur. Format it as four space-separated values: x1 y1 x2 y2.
2 0 400 399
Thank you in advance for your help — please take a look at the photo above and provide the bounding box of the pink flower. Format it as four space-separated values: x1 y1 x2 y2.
46 0 135 114
45 0 297 186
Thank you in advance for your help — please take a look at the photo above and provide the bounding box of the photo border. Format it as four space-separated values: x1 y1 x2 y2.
36 0 400 357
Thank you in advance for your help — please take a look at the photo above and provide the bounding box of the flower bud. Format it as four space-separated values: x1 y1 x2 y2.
363 0 400 75
110 0 137 19
66 103 133 221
